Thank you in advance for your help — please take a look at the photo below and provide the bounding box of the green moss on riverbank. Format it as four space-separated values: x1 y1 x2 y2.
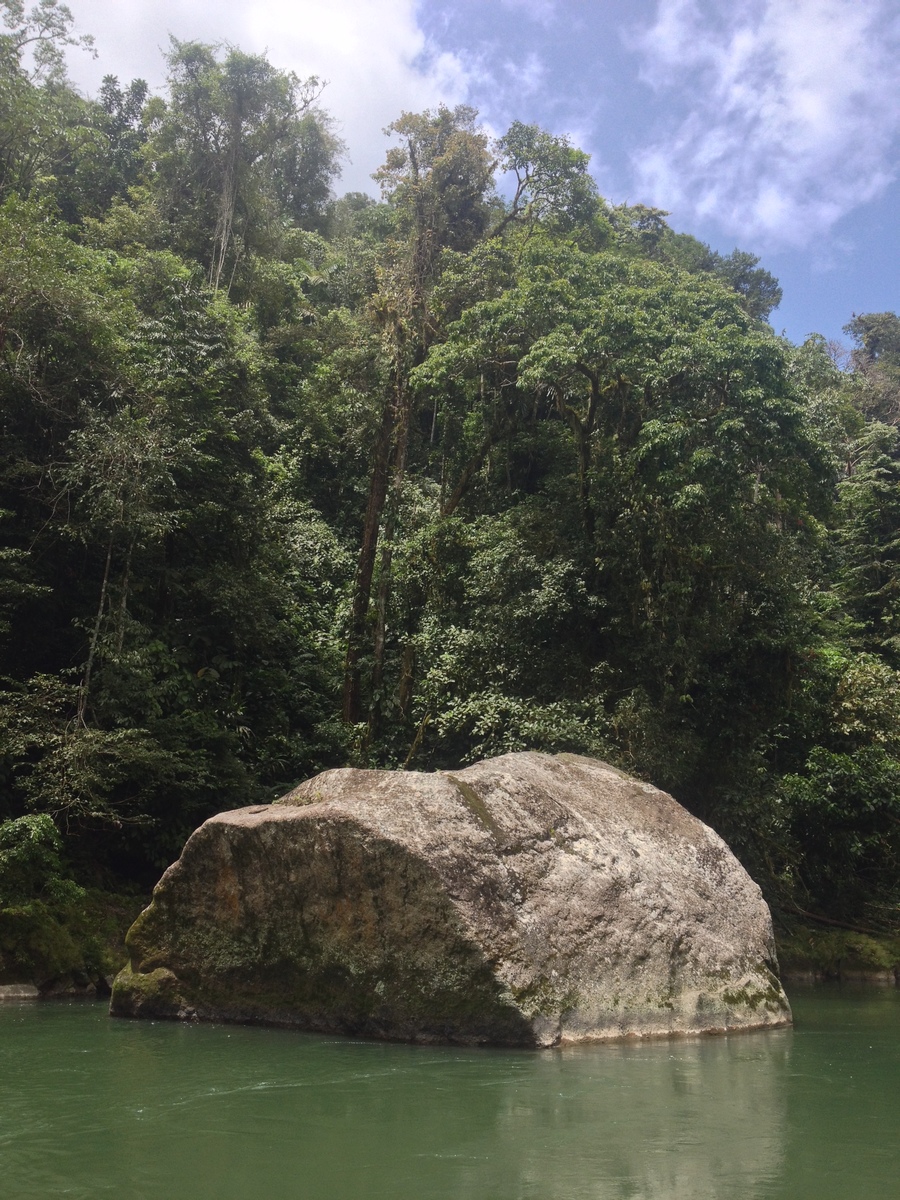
777 926 900 982
0 888 146 992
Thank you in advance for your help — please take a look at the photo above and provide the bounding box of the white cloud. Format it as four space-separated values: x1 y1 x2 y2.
64 0 470 192
632 0 900 247
498 0 558 24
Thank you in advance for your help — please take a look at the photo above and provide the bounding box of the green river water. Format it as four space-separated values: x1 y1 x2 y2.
1 986 898 1200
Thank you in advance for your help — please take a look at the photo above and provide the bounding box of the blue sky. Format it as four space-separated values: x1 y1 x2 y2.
59 0 900 347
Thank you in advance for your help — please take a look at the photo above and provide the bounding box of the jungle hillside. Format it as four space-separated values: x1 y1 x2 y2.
2 1 900 985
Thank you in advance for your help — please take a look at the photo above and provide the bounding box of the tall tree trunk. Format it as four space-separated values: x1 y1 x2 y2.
210 134 239 292
366 397 411 742
77 533 114 726
341 391 397 725
568 368 603 538
398 642 416 717
115 535 135 654
342 182 439 728
441 417 516 518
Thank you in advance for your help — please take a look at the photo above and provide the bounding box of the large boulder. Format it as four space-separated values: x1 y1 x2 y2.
110 752 791 1045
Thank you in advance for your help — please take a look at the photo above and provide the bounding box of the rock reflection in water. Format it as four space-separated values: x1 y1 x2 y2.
456 1032 791 1200
1 1003 793 1200
103 1026 790 1200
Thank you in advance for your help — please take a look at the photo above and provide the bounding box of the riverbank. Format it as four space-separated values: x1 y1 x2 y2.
0 888 144 998
777 924 900 985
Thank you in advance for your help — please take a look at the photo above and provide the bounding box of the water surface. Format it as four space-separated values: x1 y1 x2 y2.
1 987 897 1199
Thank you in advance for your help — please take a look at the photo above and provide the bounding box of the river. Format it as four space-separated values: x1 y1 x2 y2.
1 986 897 1199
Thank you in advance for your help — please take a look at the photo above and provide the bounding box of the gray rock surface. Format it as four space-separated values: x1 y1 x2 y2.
111 752 791 1044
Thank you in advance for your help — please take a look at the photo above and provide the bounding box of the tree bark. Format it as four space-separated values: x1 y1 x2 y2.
77 533 114 726
366 397 410 741
441 417 517 518
341 390 398 725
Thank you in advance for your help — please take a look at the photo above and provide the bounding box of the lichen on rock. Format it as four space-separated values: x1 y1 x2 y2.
110 752 791 1045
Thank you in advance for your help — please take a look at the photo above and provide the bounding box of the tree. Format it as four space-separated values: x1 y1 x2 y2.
645 229 782 321
0 0 95 202
493 121 600 238
145 40 341 290
61 75 149 219
342 105 496 728
0 200 345 876
775 650 900 926
374 105 495 266
844 311 900 423
831 423 900 657
408 237 831 828
0 0 94 84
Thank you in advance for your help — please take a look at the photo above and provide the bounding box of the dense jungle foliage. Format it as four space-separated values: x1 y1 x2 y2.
2 2 900 982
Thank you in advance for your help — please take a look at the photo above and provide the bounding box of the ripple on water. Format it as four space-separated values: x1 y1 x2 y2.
0 989 897 1200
